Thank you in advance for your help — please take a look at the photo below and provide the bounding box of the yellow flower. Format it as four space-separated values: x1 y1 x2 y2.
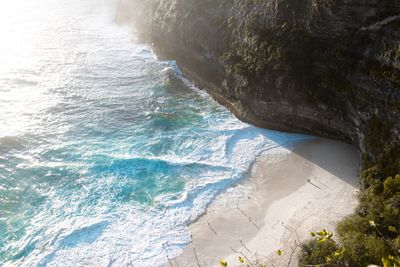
238 256 244 263
310 232 316 237
382 255 400 267
219 259 228 267
369 220 376 227
317 229 328 236
277 249 283 256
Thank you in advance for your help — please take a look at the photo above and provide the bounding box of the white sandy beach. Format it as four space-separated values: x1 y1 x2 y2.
172 138 360 267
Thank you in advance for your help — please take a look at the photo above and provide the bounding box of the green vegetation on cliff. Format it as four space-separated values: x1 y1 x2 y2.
301 143 400 266
299 117 400 266
222 8 400 264
120 0 400 265
227 14 400 265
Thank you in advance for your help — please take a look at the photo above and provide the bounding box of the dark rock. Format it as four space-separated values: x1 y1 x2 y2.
117 0 400 162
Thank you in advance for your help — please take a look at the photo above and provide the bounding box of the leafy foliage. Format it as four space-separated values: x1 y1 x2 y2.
299 238 341 266
300 118 400 266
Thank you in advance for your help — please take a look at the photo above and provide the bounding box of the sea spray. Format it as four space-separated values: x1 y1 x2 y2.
0 0 310 266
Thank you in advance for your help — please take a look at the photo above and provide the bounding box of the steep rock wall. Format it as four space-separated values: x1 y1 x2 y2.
116 1 400 265
117 0 400 160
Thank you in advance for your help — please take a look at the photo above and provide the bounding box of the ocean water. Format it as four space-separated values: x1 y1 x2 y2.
0 0 309 266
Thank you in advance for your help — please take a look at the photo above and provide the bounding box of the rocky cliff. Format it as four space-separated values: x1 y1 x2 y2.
117 1 400 265
118 0 400 158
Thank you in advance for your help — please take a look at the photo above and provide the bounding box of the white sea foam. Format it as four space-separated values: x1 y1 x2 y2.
1 1 312 266
13 120 309 267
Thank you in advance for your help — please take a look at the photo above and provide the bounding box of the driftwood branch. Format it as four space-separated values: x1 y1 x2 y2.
236 204 261 230
193 248 201 267
207 222 219 236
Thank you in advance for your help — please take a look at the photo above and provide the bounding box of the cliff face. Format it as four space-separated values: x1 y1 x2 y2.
117 0 400 158
117 1 400 265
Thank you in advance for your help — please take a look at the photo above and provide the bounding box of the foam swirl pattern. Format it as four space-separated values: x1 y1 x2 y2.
0 0 309 266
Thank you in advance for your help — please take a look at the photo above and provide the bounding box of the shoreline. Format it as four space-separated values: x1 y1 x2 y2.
173 138 359 267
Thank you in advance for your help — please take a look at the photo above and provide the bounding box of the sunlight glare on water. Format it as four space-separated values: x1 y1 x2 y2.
0 0 310 266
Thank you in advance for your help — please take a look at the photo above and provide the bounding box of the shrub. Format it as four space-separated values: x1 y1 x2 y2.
300 117 400 266
299 238 339 266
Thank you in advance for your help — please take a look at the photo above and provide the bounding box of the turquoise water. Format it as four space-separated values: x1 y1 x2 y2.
0 0 308 266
